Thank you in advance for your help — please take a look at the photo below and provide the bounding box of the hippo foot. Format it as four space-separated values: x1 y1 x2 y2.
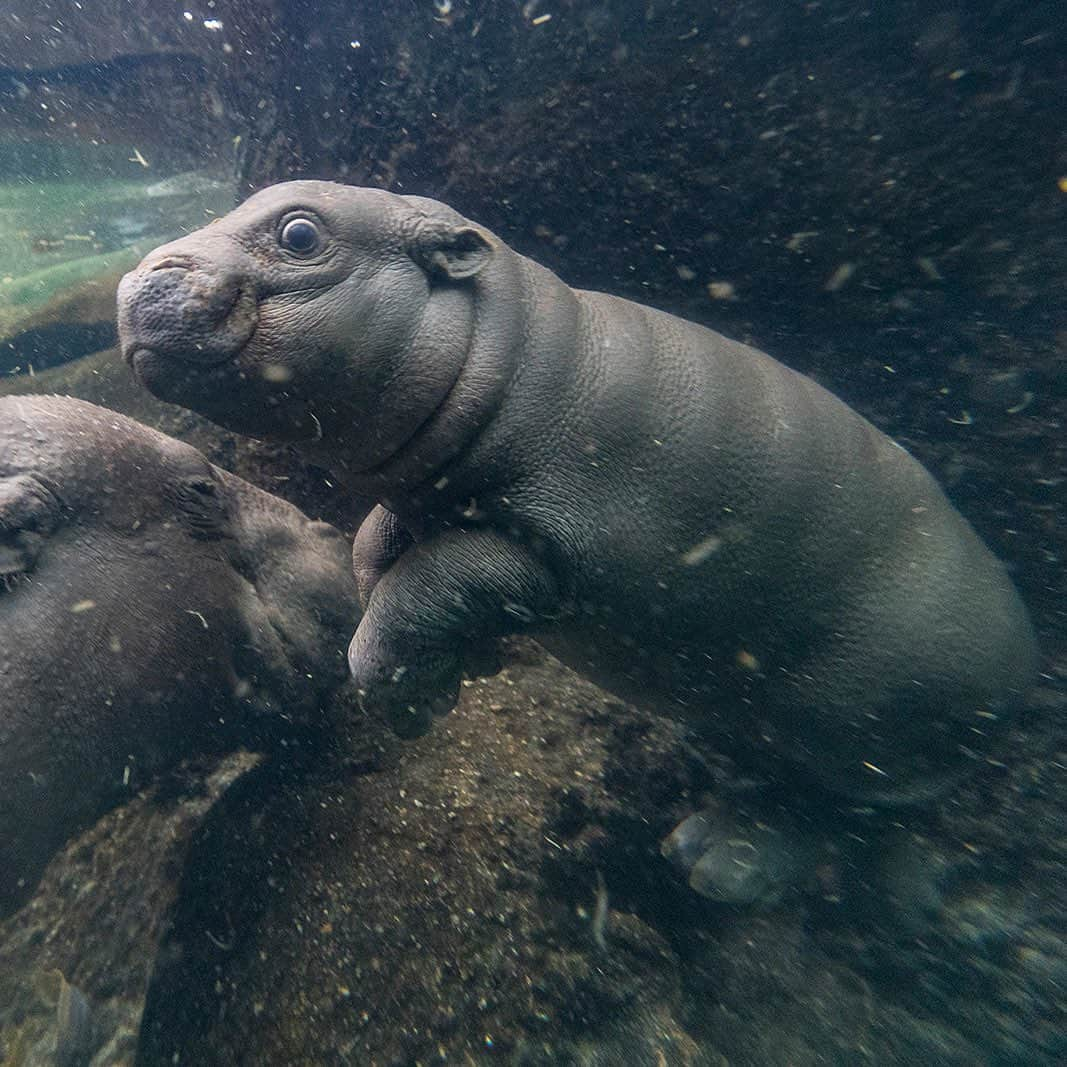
661 806 821 906
347 627 463 739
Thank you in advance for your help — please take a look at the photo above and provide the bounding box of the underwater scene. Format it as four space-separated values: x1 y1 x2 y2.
0 1 1063 1064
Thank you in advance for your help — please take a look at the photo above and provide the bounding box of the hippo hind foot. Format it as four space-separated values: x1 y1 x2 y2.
661 806 823 906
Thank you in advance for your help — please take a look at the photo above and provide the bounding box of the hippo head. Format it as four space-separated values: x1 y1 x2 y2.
117 181 497 475
0 395 358 912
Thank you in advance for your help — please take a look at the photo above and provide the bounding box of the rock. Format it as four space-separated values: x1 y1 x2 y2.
0 753 259 1067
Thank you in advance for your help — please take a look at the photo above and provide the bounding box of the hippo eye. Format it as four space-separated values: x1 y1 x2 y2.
279 217 321 256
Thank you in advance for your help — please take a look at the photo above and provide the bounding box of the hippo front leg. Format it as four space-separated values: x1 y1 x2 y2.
352 504 414 607
348 527 562 737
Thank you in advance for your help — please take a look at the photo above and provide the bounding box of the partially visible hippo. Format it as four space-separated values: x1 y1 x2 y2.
117 181 1038 902
0 395 358 913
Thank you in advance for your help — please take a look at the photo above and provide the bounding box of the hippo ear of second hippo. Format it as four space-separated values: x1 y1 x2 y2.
0 475 61 577
410 221 493 281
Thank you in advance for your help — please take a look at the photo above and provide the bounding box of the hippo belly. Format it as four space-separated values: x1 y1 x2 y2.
520 322 1035 806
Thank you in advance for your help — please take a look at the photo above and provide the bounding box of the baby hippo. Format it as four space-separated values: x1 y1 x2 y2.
118 182 1038 903
0 395 358 913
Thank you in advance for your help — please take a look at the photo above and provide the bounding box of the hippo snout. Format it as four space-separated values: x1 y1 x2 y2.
118 255 258 368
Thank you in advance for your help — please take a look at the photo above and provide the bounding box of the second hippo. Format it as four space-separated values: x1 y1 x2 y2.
117 182 1038 901
0 395 358 913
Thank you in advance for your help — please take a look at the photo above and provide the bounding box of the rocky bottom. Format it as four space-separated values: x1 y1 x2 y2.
1 639 1063 1067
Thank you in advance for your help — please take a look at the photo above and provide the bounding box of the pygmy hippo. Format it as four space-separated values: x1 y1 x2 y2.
0 395 357 913
117 182 1038 902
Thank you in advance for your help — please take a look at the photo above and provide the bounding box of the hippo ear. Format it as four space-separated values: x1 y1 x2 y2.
0 475 60 578
409 222 493 281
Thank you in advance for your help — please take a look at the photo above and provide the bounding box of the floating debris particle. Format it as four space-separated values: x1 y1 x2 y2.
1006 391 1034 414
531 13 553 26
823 262 856 292
915 256 944 281
592 871 609 951
736 649 760 672
786 231 819 251
681 533 723 565
862 760 889 777
1058 176 1067 193
261 362 293 383
706 280 737 301
128 147 150 168
69 599 96 613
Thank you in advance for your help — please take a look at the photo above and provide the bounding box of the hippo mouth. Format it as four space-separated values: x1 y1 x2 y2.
125 338 246 375
123 333 326 445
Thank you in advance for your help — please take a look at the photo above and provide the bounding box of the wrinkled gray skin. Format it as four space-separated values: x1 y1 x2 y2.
0 395 357 914
117 181 1038 896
